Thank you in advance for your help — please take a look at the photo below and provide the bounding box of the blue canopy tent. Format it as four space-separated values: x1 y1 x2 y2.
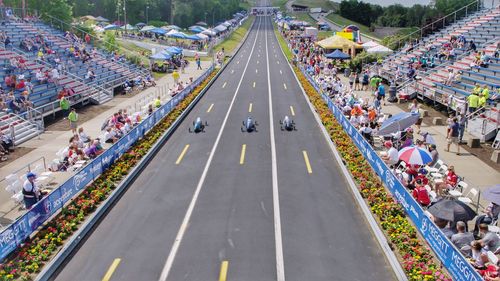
325 49 351 60
185 34 201 41
150 52 172 60
169 32 187 39
165 46 182 55
149 27 167 35
189 26 206 33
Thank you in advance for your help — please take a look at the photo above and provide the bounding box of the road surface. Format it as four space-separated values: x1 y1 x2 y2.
52 11 396 281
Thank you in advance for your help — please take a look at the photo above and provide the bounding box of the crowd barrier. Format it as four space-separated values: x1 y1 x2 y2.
300 67 482 281
0 65 215 262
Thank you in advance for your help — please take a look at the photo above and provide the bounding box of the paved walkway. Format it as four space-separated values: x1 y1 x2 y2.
0 61 212 226
337 75 499 196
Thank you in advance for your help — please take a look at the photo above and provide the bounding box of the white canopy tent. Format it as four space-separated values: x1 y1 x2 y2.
362 40 379 49
367 45 393 54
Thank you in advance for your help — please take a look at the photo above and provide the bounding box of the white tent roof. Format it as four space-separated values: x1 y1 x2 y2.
196 33 209 40
362 40 380 49
367 45 393 54
140 25 156 32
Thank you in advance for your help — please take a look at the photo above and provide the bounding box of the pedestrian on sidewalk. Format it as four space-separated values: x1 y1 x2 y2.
458 113 467 143
172 70 180 85
68 108 78 134
23 172 41 209
196 57 202 70
60 95 70 118
446 117 461 155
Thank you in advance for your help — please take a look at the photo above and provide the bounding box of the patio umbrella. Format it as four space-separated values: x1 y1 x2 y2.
377 112 420 136
150 52 172 60
398 146 433 165
428 199 477 222
482 185 500 205
196 21 208 26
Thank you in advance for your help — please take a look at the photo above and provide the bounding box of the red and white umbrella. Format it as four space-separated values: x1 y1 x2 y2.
398 146 433 165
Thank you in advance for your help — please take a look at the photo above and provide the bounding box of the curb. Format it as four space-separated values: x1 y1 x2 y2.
273 26 407 281
35 19 257 281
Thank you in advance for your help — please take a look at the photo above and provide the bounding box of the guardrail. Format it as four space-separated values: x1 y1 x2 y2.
299 66 483 281
0 64 215 262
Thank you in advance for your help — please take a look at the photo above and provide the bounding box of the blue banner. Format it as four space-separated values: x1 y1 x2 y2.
0 66 215 262
300 68 482 281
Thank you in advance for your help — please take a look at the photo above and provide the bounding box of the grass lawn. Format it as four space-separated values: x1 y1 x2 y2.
213 16 255 55
326 13 380 40
294 0 337 11
273 25 293 60
293 13 317 26
271 0 288 11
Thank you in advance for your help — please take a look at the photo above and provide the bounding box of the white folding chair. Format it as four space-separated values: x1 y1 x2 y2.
4 173 18 185
458 188 479 209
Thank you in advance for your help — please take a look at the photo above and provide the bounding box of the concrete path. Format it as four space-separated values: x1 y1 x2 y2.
0 60 212 226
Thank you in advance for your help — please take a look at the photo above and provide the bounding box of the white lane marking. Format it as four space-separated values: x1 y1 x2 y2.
264 16 285 281
158 16 263 281
231 69 234 74
279 70 282 75
256 69 258 74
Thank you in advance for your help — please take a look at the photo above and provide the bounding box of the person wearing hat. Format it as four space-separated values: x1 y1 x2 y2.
381 141 398 166
479 92 487 111
23 172 40 209
467 90 479 113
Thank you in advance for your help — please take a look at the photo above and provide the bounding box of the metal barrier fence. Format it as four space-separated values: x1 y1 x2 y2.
300 67 483 281
0 64 215 262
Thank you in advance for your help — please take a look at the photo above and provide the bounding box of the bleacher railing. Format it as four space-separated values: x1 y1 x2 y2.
299 66 483 281
389 0 484 51
0 64 215 262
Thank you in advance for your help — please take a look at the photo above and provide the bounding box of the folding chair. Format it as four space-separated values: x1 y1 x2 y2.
458 187 481 212
448 181 467 198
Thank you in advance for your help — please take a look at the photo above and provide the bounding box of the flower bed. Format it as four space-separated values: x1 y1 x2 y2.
0 70 218 281
293 67 451 281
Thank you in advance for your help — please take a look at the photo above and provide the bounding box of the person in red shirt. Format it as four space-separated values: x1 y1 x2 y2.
15 79 25 90
85 33 90 44
434 165 459 196
412 178 431 206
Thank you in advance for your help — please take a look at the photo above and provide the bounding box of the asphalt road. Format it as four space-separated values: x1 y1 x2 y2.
52 12 397 281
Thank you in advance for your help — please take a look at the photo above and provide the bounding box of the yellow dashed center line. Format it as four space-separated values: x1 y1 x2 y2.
240 144 247 165
219 261 229 281
248 103 253 113
175 144 190 165
302 150 312 174
207 103 214 113
102 258 121 281
290 106 295 116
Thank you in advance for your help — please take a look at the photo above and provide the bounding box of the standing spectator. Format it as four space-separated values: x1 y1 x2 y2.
377 82 386 105
354 72 360 91
60 95 70 118
68 108 78 134
172 70 180 84
446 117 461 155
23 172 41 209
361 71 369 91
458 113 467 143
84 33 91 44
196 56 202 70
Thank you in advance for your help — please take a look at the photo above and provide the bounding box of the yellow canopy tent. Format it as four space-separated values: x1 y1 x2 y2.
315 35 363 57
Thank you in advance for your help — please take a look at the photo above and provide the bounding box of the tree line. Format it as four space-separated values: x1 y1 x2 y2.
339 0 479 28
2 0 247 28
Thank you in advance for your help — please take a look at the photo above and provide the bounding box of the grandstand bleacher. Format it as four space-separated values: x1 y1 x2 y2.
377 6 500 142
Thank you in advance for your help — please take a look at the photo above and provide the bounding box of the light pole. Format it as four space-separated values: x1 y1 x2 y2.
123 0 127 34
146 4 149 24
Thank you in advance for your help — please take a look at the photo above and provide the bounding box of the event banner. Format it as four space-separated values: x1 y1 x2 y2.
0 65 214 262
300 68 482 281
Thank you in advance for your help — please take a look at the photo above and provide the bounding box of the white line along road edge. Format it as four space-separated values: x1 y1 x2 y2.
271 15 408 281
158 16 263 281
265 16 285 281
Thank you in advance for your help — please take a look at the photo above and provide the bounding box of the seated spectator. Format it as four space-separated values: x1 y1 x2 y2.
451 221 474 251
85 69 95 81
35 69 46 83
6 93 21 113
78 127 90 143
103 127 118 143
50 67 60 84
428 144 439 166
412 178 430 207
15 78 25 91
470 241 488 268
0 130 13 153
381 141 398 166
5 75 16 89
19 91 32 109
434 165 458 196
477 223 500 252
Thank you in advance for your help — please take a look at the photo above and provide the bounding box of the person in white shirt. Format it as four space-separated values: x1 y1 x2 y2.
23 172 40 209
51 68 60 83
35 69 45 83
78 127 90 143
381 141 399 166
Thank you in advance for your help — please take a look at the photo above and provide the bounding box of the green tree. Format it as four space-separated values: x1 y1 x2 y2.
103 31 118 52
